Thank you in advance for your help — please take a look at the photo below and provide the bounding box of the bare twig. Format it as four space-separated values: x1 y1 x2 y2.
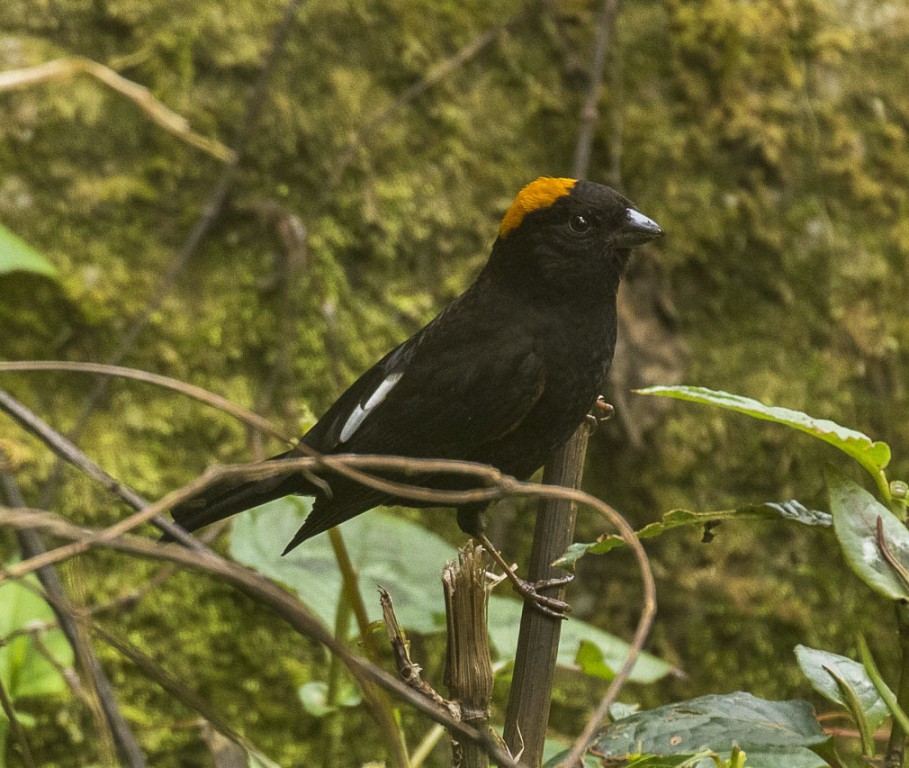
0 386 207 550
380 588 457 716
0 57 235 162
0 361 289 442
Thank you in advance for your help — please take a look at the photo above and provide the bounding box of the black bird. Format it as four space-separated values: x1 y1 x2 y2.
168 177 662 615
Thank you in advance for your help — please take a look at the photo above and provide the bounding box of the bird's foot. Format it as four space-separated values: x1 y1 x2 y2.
586 396 615 433
476 533 573 619
509 573 574 619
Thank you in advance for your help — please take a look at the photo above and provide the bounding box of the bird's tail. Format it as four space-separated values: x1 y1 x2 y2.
162 450 308 541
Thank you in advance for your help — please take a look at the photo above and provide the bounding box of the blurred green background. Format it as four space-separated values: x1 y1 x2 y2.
1 0 908 764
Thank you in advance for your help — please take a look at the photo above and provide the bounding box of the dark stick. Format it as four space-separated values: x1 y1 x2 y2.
502 423 590 767
503 2 620 762
0 467 147 767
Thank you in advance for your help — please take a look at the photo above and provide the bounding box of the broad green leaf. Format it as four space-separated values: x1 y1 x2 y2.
637 386 891 482
795 645 887 731
230 498 455 634
826 467 909 601
0 575 74 707
0 224 56 277
585 693 829 764
556 501 830 568
230 497 675 683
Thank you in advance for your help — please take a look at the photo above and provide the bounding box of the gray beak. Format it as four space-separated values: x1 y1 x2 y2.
614 207 664 247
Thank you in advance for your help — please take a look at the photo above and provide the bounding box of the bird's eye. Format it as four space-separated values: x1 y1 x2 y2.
568 214 591 234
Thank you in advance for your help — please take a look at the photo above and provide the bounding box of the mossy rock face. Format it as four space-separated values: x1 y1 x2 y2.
3 0 909 763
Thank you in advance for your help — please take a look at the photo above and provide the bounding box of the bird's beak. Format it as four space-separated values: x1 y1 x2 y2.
613 207 664 248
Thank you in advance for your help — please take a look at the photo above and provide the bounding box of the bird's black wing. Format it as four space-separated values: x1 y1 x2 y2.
281 298 547 547
301 301 546 461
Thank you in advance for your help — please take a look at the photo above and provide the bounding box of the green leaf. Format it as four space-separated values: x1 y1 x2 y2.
637 386 891 481
230 498 455 634
795 644 887 732
585 692 829 765
575 639 615 681
556 501 829 568
230 498 676 683
826 467 909 601
0 575 74 709
298 680 361 718
0 224 56 277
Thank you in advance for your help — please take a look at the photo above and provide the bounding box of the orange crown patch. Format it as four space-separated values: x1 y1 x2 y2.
499 177 577 238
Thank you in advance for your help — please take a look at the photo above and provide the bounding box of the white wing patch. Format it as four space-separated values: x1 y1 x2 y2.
339 372 403 443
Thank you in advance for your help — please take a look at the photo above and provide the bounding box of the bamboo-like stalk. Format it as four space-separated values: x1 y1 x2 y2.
444 542 494 768
502 423 590 767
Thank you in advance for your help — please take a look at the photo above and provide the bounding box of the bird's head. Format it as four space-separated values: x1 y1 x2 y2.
489 177 663 294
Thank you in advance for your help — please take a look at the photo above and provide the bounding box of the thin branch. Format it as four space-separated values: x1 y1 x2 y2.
0 361 289 442
0 57 235 162
0 386 207 550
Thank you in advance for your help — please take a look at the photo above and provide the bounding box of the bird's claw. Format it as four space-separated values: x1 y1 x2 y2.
586 396 615 433
512 573 573 619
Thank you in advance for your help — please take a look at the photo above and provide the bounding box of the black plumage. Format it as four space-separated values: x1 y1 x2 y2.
168 178 662 578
